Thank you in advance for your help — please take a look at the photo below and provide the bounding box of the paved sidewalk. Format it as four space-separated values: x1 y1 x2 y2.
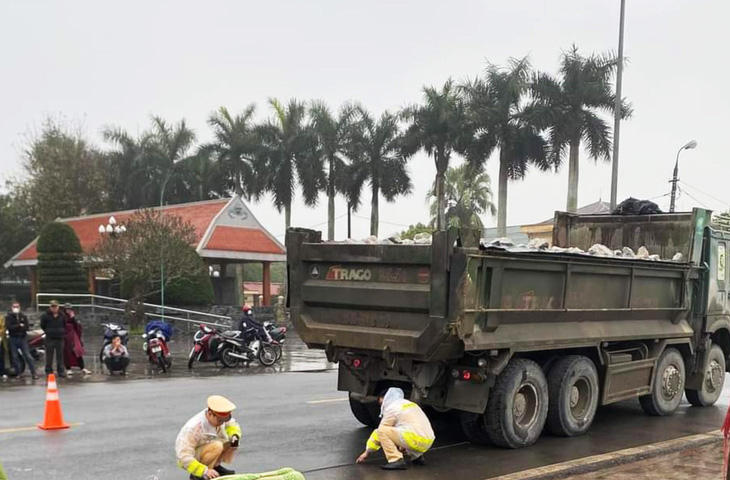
566 440 724 479
491 431 725 480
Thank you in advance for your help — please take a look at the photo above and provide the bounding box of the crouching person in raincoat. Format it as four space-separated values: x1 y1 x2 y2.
355 387 435 470
176 395 242 479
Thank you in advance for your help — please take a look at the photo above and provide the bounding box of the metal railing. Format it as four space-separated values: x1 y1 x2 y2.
35 293 233 328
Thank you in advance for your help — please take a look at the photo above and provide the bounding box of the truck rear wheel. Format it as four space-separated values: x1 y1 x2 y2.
348 393 380 428
546 356 599 437
485 358 549 448
640 348 685 416
686 344 725 407
459 411 491 445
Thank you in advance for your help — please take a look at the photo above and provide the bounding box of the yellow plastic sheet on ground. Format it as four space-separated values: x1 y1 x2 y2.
219 467 305 480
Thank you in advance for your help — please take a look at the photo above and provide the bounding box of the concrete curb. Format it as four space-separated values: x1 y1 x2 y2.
489 430 723 480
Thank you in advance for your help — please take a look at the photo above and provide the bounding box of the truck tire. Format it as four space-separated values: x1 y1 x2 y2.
348 393 380 428
485 358 549 448
459 411 491 445
686 344 725 407
546 356 599 437
640 348 685 416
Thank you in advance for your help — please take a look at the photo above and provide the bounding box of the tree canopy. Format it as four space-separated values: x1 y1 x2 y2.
1 46 629 275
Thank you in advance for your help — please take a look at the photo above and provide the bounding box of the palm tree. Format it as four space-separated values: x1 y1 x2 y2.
428 163 496 229
182 149 224 201
206 105 262 199
349 107 412 237
102 127 155 209
310 101 357 240
337 159 369 238
462 57 549 237
527 46 632 212
402 79 469 230
256 98 323 229
148 117 197 205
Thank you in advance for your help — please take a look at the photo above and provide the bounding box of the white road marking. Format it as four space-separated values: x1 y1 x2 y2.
0 422 83 434
307 397 349 404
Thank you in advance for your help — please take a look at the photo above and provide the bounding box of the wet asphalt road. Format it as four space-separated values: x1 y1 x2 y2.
1 362 728 480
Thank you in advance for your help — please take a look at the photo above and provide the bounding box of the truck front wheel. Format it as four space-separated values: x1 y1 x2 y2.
546 356 599 437
348 393 380 428
485 358 549 448
640 348 685 416
686 344 725 407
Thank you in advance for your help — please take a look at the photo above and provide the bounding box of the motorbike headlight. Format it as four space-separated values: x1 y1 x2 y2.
142 333 147 339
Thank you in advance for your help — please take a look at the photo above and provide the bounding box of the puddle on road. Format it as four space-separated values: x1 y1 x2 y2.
0 329 336 386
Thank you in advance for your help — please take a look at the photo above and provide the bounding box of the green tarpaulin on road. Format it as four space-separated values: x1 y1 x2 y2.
219 467 305 480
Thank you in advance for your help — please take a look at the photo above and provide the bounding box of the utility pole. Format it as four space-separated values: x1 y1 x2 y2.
159 171 173 321
610 0 626 210
669 140 698 213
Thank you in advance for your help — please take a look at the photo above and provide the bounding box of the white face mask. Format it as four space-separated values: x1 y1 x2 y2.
12 307 20 314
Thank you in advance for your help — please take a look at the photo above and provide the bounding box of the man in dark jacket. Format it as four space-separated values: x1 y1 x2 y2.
6 301 38 379
40 300 67 377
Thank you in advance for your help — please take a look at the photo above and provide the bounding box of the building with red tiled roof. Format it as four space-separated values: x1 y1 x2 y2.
242 282 283 306
4 196 285 305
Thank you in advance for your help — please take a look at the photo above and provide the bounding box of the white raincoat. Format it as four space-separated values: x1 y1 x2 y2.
175 409 242 478
366 388 435 456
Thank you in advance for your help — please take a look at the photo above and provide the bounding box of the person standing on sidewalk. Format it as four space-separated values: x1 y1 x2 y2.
61 304 90 376
0 311 7 380
40 300 67 377
6 302 38 380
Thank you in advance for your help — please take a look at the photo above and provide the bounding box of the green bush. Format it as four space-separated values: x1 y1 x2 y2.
37 222 83 253
120 273 214 307
165 275 214 306
37 222 88 295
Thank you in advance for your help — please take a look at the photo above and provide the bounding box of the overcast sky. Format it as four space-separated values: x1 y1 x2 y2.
1 1 728 241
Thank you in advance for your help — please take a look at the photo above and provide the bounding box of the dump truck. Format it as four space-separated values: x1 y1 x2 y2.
286 208 730 448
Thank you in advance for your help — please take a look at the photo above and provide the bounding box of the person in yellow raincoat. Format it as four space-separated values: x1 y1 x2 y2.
355 387 435 470
175 395 242 479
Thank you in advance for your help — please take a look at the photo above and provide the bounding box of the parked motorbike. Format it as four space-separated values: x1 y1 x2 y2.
13 328 45 376
187 324 221 369
236 307 285 363
263 321 286 362
219 324 277 368
99 322 129 362
142 320 172 372
187 323 277 369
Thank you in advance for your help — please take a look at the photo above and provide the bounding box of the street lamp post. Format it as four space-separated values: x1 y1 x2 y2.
159 170 174 321
98 216 126 310
610 0 627 210
669 140 698 213
98 216 127 236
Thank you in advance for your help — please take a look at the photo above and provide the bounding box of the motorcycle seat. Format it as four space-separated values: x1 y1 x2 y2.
221 330 242 339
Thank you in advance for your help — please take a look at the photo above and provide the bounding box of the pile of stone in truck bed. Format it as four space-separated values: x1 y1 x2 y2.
325 234 683 262
484 237 684 262
326 232 433 245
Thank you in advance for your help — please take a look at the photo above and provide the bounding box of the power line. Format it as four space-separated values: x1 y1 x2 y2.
678 180 730 210
352 214 411 228
677 186 711 209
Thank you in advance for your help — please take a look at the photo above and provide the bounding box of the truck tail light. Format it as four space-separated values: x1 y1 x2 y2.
453 368 484 383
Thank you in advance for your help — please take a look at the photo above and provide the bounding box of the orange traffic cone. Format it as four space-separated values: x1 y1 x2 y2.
38 374 70 430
